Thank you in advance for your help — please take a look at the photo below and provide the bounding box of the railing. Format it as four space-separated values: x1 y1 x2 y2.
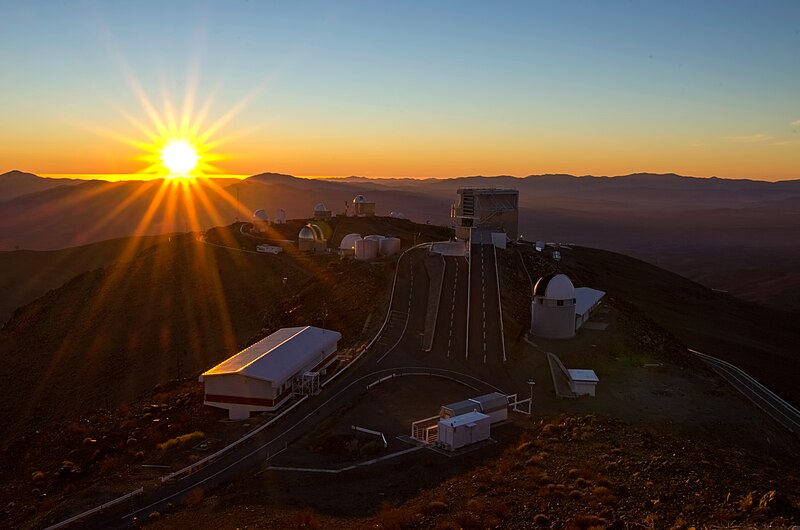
43 487 144 530
411 415 440 444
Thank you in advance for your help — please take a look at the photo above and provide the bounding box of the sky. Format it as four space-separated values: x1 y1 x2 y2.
1 0 799 181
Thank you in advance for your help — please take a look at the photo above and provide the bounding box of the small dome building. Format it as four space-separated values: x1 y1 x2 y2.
338 233 362 256
252 209 270 233
297 224 327 253
352 194 375 217
530 273 577 339
313 202 332 221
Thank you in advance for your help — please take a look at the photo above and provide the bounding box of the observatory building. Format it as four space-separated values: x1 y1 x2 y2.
352 194 376 217
452 188 519 241
274 209 286 224
200 326 342 419
338 233 362 256
252 209 270 233
313 202 332 221
530 273 577 339
530 273 605 339
297 224 327 253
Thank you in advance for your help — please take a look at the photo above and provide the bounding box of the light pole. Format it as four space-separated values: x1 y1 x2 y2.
527 378 536 415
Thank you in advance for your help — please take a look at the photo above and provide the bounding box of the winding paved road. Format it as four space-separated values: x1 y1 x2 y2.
690 348 800 434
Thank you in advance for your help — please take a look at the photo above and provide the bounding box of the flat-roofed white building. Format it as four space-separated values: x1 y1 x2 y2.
199 326 342 419
438 411 491 451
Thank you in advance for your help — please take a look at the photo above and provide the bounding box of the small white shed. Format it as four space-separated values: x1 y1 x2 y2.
567 369 599 397
438 411 491 451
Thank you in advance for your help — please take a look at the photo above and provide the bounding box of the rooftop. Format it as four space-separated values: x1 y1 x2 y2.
202 326 342 385
575 287 605 315
439 411 490 428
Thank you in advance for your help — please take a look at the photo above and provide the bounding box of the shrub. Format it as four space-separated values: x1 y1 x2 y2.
595 477 614 488
527 454 544 466
422 501 450 515
516 441 534 453
591 486 616 505
565 514 608 529
99 455 123 475
533 513 550 526
157 431 205 451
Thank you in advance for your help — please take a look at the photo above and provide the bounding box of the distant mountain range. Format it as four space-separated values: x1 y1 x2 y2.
2 169 799 311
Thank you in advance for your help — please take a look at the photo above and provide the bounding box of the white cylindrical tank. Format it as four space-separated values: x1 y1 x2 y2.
380 237 401 257
354 238 378 260
364 234 385 243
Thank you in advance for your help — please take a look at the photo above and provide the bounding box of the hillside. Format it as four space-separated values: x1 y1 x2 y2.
146 414 800 529
2 220 799 528
497 243 800 407
0 171 80 202
0 234 339 449
0 217 451 451
2 171 798 313
0 234 171 325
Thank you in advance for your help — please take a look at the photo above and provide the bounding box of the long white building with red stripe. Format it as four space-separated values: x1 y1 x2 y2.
199 326 342 419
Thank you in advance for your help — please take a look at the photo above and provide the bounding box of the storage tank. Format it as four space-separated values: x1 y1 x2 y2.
380 237 401 257
275 209 286 224
354 238 378 260
364 234 385 245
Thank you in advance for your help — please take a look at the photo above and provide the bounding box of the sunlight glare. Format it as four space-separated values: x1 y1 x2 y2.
161 140 199 175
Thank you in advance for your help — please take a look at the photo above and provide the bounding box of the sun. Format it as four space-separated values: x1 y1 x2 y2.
161 140 199 175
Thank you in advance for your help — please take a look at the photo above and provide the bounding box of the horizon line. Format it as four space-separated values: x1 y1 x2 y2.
6 171 796 183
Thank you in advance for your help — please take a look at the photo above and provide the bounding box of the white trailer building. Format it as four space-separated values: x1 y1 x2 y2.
438 411 491 451
440 392 508 424
199 326 342 419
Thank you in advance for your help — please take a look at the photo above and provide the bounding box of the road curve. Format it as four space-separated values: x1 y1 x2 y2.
690 348 800 434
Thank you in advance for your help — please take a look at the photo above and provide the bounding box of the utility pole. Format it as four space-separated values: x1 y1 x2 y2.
527 379 536 415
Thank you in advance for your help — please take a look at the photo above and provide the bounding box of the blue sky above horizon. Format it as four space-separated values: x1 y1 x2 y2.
1 0 799 180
